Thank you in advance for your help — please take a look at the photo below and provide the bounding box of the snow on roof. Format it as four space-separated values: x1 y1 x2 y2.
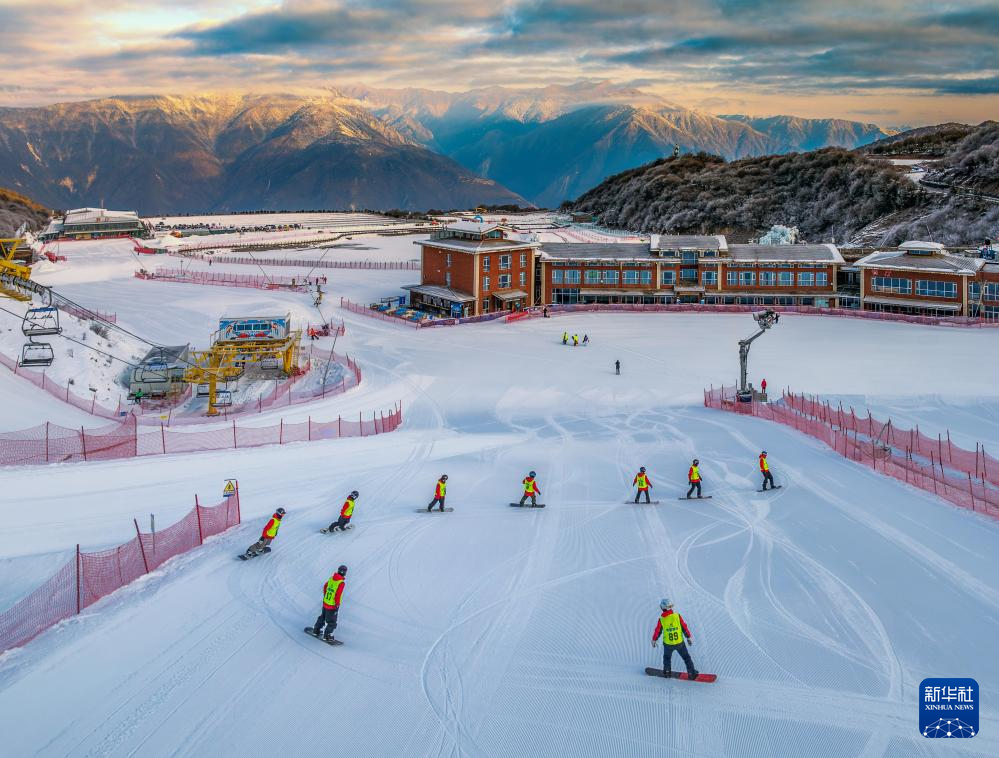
539 243 653 261
855 250 984 274
443 220 510 234
651 234 728 251
402 284 476 302
64 208 142 225
728 244 844 263
898 240 946 253
416 237 538 254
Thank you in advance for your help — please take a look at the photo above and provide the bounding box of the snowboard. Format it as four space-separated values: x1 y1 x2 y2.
320 525 354 534
627 500 661 504
238 546 271 561
756 485 783 492
644 667 717 683
304 627 343 646
678 496 713 500
416 507 455 513
509 502 546 508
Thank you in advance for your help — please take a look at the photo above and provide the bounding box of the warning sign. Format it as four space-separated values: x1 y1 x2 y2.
223 480 237 498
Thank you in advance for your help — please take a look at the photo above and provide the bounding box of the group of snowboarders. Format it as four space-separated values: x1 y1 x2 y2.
561 331 589 347
239 454 777 680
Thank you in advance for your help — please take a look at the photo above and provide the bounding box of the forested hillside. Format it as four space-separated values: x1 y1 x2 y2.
0 187 50 237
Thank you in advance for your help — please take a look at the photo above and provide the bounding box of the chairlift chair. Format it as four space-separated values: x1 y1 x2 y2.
214 389 233 407
22 306 62 337
19 342 54 367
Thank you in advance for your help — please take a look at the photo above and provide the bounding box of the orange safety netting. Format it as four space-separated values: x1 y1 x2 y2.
704 385 999 520
0 491 241 654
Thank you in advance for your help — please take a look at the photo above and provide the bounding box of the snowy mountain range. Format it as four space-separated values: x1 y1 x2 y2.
0 84 897 213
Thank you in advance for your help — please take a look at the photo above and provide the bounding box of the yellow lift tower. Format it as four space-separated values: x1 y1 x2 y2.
184 313 301 416
0 238 33 301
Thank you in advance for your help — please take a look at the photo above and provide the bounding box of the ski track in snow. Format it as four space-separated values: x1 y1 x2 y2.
0 238 998 756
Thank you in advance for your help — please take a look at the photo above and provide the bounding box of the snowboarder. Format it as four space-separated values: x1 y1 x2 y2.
686 459 703 499
582 334 589 346
759 451 775 490
327 491 358 532
652 598 698 679
633 467 653 503
244 507 285 557
562 331 568 345
427 474 448 512
312 565 347 641
615 360 620 375
572 334 579 347
760 378 767 395
519 471 542 507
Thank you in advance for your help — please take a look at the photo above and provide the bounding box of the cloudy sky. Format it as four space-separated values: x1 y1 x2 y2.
2 0 997 124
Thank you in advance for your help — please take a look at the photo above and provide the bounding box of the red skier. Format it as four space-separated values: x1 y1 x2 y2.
652 598 698 679
633 467 653 503
243 507 284 557
760 378 767 394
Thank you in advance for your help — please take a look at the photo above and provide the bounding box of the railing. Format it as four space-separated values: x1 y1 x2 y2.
339 297 511 328
704 385 999 520
135 268 312 292
170 252 420 271
0 489 241 654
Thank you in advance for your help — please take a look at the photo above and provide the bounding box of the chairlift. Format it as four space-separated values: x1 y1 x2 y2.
214 389 233 407
260 356 279 371
196 383 211 397
22 306 62 337
19 342 54 367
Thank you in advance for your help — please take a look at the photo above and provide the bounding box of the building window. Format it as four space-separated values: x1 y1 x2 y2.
445 272 452 287
482 256 490 271
499 274 512 288
871 276 911 294
519 271 526 286
661 270 675 285
681 268 697 282
520 253 527 267
483 276 490 291
986 283 999 301
702 271 717 286
551 287 580 304
779 272 794 287
738 271 755 286
585 270 601 284
446 253 452 267
482 299 490 313
816 272 828 287
500 255 511 270
623 270 639 285
915 280 957 298
552 269 563 284
681 251 698 264
760 271 776 286
640 270 651 285
798 272 815 287
565 270 581 284
603 270 619 284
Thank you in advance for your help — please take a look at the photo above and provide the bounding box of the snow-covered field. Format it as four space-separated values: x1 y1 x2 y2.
0 235 997 756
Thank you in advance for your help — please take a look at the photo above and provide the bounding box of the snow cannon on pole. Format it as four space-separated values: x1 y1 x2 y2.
737 309 779 403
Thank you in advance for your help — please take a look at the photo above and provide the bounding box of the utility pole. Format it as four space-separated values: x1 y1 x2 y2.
738 309 779 402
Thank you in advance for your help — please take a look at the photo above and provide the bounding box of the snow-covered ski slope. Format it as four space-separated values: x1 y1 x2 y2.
1 237 998 757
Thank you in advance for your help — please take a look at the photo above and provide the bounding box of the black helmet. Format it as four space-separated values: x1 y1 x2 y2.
441 474 448 481
693 459 699 465
350 490 359 498
529 470 536 477
275 507 286 517
337 564 348 576
640 466 646 473
761 450 767 456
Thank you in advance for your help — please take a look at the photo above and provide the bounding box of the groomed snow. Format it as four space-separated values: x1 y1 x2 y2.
0 236 997 756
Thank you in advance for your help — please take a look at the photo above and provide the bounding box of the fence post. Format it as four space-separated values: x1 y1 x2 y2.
279 418 284 444
134 518 150 573
195 494 204 545
80 427 87 461
967 473 976 511
308 416 312 441
947 430 953 462
76 544 82 613
161 422 167 454
232 420 237 449
360 411 364 437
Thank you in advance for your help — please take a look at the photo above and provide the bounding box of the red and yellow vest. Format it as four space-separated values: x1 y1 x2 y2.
436 480 447 498
688 465 700 482
523 477 537 494
340 498 355 518
635 473 649 489
660 612 683 645
759 455 769 472
323 575 344 608
263 516 281 538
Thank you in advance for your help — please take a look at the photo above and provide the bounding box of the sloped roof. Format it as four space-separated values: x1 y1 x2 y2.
651 234 728 251
855 250 984 274
729 244 844 263
539 243 653 261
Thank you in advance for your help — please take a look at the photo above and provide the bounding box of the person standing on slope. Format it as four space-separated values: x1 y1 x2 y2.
328 491 358 532
562 331 568 345
427 474 448 512
313 565 347 641
519 471 542 507
572 334 579 347
759 451 775 491
686 459 703 499
652 598 698 679
633 467 653 503
244 507 285 557
760 378 767 395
